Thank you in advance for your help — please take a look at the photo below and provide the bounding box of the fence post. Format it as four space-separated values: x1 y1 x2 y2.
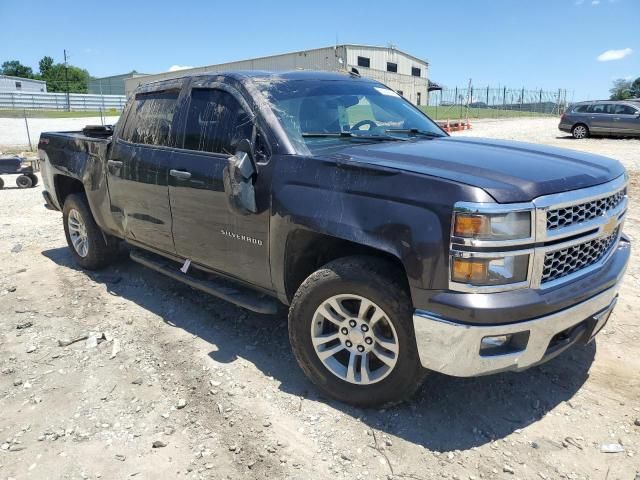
23 109 33 152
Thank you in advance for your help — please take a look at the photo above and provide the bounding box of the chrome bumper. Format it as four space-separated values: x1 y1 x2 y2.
413 286 618 377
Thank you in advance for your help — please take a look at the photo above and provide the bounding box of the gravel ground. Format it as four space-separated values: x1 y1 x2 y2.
0 117 639 479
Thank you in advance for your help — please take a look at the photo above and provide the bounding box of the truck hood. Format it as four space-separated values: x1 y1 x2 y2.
339 137 625 203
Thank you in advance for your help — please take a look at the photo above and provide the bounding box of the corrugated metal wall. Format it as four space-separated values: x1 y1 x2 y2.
123 45 430 105
0 91 126 111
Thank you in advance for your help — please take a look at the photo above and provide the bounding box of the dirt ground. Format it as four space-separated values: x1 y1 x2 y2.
0 117 639 480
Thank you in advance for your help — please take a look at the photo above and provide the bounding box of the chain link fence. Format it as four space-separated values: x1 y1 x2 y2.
423 86 568 120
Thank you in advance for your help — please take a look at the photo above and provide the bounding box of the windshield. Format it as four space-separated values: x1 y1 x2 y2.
256 79 444 154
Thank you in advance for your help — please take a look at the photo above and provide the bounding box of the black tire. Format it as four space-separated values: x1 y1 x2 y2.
571 124 589 139
16 175 33 188
0 177 4 189
26 173 38 187
288 256 426 407
62 193 119 270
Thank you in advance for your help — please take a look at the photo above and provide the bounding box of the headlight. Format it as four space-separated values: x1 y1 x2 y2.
451 254 529 286
453 211 531 240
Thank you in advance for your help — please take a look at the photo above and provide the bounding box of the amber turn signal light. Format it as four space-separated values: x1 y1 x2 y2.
451 258 488 283
454 214 490 237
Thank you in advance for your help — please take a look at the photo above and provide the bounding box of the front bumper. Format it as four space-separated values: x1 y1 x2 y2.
413 285 618 377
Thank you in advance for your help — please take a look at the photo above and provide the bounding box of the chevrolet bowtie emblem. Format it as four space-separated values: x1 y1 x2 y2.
602 216 618 235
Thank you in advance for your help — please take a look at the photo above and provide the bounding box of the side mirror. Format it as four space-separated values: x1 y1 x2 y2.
223 139 258 215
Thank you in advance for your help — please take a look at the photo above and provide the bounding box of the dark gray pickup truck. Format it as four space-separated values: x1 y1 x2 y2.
38 71 630 407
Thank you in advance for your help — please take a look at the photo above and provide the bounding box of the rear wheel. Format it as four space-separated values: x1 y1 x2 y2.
288 256 426 407
572 124 589 139
0 177 4 189
62 193 119 270
16 175 32 188
26 173 38 187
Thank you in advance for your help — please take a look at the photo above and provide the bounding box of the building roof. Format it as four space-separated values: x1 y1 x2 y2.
0 74 46 84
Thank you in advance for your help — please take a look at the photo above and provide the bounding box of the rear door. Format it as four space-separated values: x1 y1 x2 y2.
168 81 272 289
611 103 640 135
107 87 181 254
587 103 614 134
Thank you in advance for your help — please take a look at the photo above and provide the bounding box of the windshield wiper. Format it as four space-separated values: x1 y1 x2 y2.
385 128 445 138
302 132 408 141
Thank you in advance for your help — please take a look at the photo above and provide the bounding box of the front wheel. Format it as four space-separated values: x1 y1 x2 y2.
62 193 119 270
288 256 426 407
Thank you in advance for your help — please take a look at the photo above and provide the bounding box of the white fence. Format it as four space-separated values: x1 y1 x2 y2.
0 91 127 111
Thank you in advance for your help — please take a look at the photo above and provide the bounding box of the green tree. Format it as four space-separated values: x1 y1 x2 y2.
42 63 90 93
0 60 34 78
609 78 633 100
630 77 640 98
38 56 54 77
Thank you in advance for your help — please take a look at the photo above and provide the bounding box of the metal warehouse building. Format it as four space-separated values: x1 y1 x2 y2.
0 75 47 92
124 45 430 105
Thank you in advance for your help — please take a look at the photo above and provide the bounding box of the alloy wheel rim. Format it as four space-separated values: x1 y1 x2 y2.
311 294 399 385
574 126 586 138
68 209 89 257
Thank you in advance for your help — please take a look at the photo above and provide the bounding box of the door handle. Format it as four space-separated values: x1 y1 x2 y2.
107 160 123 168
170 169 192 180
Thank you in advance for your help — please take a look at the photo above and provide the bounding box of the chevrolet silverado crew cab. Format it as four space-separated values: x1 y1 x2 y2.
38 71 630 407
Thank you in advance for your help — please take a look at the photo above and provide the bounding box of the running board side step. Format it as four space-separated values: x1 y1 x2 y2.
129 250 279 314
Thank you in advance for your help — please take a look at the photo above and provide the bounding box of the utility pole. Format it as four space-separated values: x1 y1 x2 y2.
64 49 70 112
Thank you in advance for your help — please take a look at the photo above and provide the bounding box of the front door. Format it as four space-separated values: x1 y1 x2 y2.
611 103 640 136
168 84 272 289
107 88 180 254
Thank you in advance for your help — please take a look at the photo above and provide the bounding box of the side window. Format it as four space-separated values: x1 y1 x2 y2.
573 105 589 113
183 89 253 155
121 90 179 146
614 104 638 115
589 104 606 114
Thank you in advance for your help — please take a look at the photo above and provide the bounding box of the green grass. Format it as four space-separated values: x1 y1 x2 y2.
419 105 555 121
0 109 121 119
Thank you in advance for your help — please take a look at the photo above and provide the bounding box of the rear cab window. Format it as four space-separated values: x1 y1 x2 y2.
121 90 179 146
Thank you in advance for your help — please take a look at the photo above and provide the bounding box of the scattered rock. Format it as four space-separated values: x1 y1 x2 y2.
110 339 121 359
152 440 167 448
11 243 22 253
131 378 143 385
26 345 37 353
163 426 175 435
8 285 17 292
634 418 640 427
503 465 515 474
58 334 89 347
16 321 33 329
600 443 625 453
176 398 187 409
13 379 23 387
115 454 126 462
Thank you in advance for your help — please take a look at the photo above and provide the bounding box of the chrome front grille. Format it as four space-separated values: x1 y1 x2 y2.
546 188 626 231
541 228 619 283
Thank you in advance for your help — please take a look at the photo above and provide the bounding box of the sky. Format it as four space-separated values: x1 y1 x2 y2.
1 0 638 101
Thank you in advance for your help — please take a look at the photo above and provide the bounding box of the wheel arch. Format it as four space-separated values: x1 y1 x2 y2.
281 229 411 305
54 174 85 206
